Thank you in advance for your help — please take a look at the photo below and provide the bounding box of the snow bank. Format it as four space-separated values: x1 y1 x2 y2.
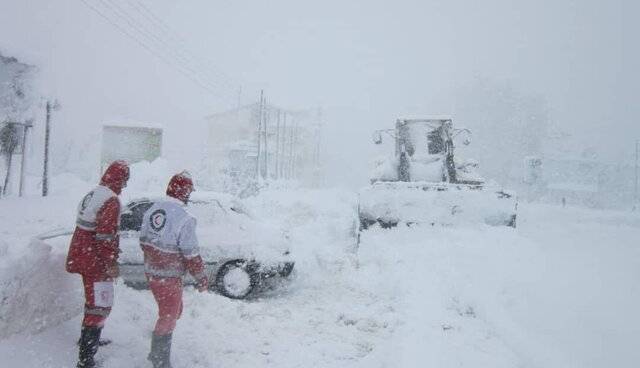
0 194 83 340
1 175 639 367
244 187 360 272
0 238 82 339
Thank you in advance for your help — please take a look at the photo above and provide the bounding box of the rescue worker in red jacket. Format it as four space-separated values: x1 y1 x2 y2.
65 160 129 368
139 171 208 368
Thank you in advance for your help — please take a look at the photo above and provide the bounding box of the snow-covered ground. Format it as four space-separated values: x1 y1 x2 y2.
1 182 639 367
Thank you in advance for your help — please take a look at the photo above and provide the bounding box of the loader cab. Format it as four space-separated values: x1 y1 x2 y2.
395 119 454 157
359 117 517 234
394 119 458 183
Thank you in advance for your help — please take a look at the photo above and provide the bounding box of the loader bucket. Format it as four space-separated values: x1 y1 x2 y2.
357 181 517 231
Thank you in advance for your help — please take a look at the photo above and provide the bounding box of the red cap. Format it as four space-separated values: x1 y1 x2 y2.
100 160 129 195
166 171 194 203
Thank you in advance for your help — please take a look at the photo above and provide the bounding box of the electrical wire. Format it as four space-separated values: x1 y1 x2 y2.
125 0 238 92
79 0 236 101
98 0 229 95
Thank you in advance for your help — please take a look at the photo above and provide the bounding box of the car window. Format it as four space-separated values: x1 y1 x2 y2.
132 201 153 218
120 200 154 231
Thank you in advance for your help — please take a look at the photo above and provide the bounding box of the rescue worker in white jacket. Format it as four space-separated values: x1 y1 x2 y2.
139 171 208 368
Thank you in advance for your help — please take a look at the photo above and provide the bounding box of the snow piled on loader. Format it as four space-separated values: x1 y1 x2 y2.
359 181 517 228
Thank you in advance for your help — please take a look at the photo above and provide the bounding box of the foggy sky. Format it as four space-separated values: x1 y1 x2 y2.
0 0 637 185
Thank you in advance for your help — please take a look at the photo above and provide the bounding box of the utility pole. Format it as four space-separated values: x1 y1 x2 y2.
288 117 294 179
275 109 280 180
281 112 287 179
263 102 269 179
19 120 33 197
314 108 323 186
42 101 51 196
290 119 298 179
635 139 638 208
41 100 60 196
315 108 322 167
256 90 264 180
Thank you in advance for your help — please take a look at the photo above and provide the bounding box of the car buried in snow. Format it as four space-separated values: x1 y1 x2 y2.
39 192 294 299
119 192 294 299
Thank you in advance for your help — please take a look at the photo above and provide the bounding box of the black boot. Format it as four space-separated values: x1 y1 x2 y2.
77 326 102 368
148 333 173 368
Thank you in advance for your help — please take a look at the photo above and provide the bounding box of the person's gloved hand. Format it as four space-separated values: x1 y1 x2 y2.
197 276 209 293
105 263 119 278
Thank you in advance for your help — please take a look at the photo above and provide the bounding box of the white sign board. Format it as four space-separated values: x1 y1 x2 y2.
101 125 162 169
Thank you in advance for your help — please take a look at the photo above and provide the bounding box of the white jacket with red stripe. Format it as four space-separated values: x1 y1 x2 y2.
66 185 121 276
139 196 205 279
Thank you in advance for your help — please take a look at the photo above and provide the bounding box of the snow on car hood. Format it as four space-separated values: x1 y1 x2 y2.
119 193 290 264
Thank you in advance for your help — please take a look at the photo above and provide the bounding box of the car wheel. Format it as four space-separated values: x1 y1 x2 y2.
214 260 258 299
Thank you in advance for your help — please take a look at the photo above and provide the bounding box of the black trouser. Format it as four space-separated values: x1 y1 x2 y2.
149 333 173 368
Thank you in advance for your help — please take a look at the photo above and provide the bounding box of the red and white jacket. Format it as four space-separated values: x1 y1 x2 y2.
139 196 206 280
66 185 121 277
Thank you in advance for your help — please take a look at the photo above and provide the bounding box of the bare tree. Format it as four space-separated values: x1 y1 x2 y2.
0 123 20 195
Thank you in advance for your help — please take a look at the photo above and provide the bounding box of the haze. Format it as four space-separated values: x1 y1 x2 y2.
1 0 637 187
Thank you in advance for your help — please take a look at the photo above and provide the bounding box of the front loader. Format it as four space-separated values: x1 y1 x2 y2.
357 118 517 235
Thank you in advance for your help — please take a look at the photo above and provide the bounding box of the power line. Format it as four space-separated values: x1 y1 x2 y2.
125 0 238 92
104 0 235 92
98 0 230 95
79 0 235 100
81 0 219 96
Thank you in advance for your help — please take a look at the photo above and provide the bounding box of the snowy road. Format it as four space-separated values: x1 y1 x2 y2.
1 189 639 367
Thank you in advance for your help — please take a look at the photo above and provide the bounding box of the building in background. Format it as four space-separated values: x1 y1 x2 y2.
205 102 322 194
101 124 163 171
521 155 635 210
